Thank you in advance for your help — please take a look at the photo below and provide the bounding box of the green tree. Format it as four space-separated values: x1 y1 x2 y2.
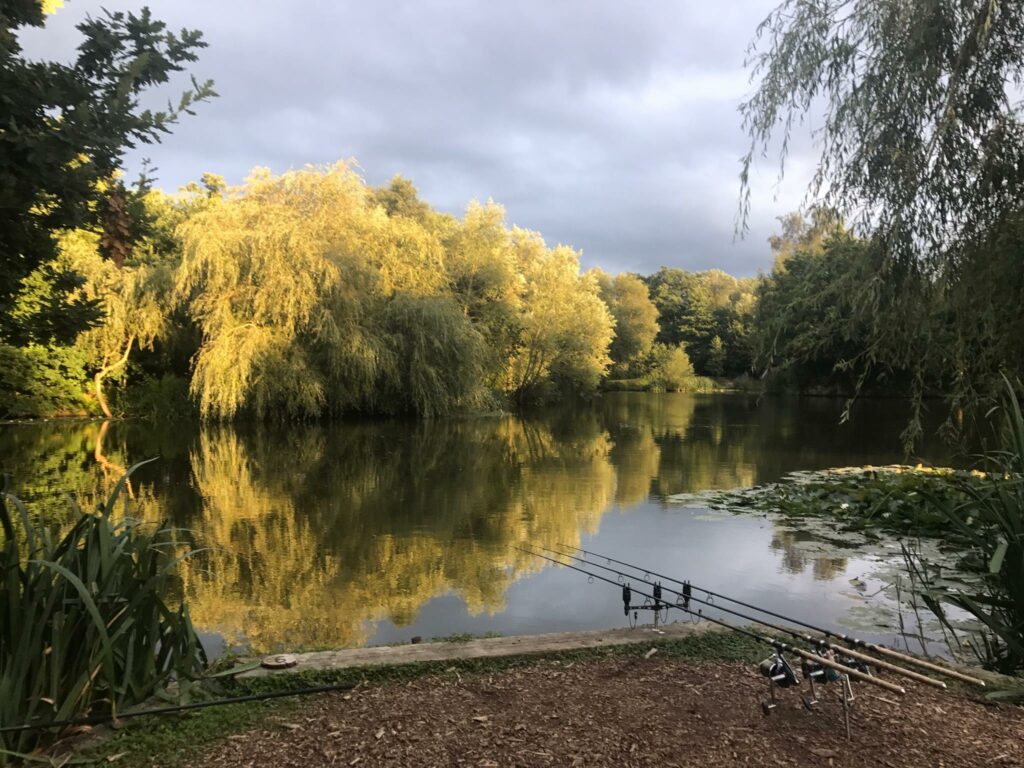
643 267 716 373
706 335 726 377
0 2 215 341
752 232 884 393
444 201 523 390
61 230 172 418
767 209 845 273
594 271 660 375
647 343 695 392
372 175 434 224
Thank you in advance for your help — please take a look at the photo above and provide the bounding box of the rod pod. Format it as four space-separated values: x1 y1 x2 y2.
561 543 985 687
540 545 946 690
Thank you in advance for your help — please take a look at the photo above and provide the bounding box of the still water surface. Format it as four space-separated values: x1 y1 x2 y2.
0 394 957 657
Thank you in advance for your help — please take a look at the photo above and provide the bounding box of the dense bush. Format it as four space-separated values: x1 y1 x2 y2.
0 344 92 419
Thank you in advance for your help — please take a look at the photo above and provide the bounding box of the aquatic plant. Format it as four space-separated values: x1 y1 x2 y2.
668 465 988 545
0 465 207 761
915 380 1024 675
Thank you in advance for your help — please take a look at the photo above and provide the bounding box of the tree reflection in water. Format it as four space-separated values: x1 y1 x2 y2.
0 393 947 653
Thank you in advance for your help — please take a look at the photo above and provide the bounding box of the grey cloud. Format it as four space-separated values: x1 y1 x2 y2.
20 0 812 276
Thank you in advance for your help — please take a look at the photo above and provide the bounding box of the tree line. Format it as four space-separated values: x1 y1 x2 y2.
1 161 770 420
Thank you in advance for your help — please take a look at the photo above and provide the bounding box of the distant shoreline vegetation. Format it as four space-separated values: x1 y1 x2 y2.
1 163 999 435
1 163 766 423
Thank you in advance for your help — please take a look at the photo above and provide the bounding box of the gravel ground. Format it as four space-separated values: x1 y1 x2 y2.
193 656 1024 767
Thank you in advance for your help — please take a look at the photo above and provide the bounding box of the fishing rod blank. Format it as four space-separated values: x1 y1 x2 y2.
560 543 986 687
534 545 945 690
519 546 906 696
0 681 358 734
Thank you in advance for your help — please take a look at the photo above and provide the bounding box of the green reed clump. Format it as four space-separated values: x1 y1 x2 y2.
917 378 1024 676
0 465 207 760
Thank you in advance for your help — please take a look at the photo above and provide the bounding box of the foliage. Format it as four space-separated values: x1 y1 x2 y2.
646 343 696 392
121 374 195 421
444 201 523 391
644 267 716 370
706 336 725 377
0 470 207 759
506 235 614 402
767 209 845 273
740 0 1024 442
371 175 436 224
0 2 214 341
380 294 486 416
670 465 981 539
914 380 1024 674
741 0 1024 267
0 342 92 419
752 232 883 394
594 271 659 376
642 267 755 378
177 165 613 418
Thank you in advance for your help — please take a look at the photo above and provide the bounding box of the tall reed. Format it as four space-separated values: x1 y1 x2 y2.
919 378 1024 675
0 465 207 760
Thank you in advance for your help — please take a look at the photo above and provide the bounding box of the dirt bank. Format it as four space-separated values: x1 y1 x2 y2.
191 655 1023 767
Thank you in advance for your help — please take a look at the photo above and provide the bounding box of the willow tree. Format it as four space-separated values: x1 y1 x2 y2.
444 201 524 389
741 0 1024 438
178 165 374 418
177 163 484 419
58 230 169 418
506 231 614 401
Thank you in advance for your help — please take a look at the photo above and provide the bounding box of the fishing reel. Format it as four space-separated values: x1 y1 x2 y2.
759 654 800 688
836 655 871 675
798 649 858 733
759 652 800 716
801 653 840 685
800 650 841 711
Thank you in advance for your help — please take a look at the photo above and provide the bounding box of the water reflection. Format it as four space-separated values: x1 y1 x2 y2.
0 394 952 653
770 529 848 579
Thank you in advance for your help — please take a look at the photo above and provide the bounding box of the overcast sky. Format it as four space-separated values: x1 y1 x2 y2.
20 1 815 277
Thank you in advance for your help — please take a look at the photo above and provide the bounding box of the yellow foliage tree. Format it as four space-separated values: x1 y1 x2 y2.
506 231 614 400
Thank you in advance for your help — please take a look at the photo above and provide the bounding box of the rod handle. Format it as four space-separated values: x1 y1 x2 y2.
791 648 906 696
837 646 945 690
869 645 986 687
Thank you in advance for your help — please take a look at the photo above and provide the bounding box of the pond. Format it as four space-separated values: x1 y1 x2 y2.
0 393 961 658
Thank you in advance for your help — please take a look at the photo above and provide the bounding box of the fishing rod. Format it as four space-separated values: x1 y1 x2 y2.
0 681 358 734
560 543 986 687
518 546 906 696
534 545 945 690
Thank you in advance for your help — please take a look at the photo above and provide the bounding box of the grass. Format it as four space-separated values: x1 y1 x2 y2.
82 630 764 767
427 631 503 643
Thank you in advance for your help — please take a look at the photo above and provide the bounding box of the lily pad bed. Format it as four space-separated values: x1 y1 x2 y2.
668 465 994 549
